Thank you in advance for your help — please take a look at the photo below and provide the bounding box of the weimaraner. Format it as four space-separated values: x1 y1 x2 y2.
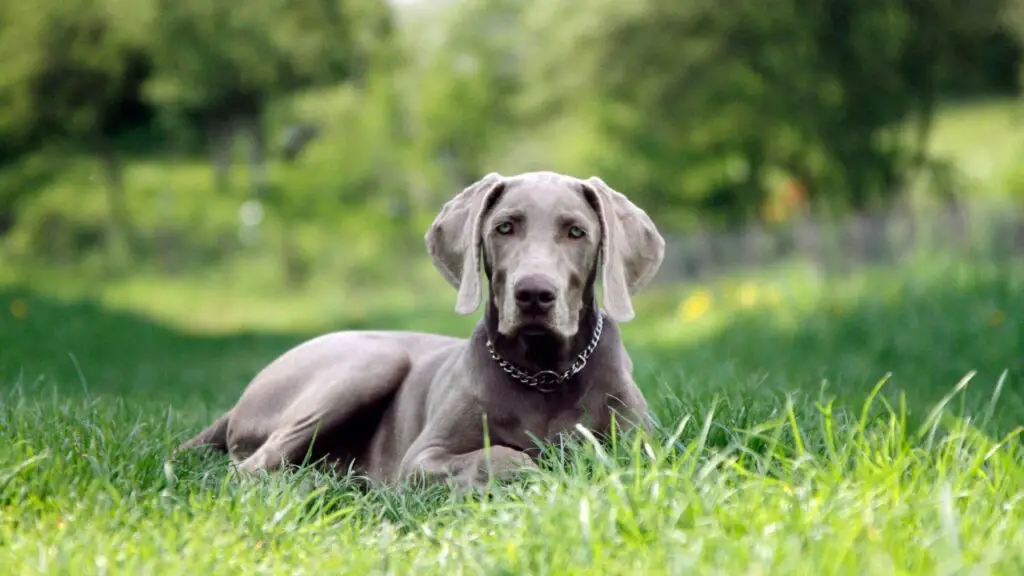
175 171 665 490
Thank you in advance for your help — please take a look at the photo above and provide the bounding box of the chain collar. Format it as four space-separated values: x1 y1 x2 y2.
485 312 604 393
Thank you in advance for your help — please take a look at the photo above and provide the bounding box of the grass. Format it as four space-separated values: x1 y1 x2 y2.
1 254 1022 574
923 98 1024 189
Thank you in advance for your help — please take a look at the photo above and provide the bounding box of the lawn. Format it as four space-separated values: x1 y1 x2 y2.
1 254 1022 574
922 98 1024 189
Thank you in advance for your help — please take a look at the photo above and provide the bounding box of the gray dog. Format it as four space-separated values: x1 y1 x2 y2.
175 171 665 490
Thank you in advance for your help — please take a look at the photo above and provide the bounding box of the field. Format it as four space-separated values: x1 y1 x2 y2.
1 251 1022 574
2 96 1024 574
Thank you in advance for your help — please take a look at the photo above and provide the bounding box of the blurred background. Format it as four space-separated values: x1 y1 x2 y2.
0 0 1022 338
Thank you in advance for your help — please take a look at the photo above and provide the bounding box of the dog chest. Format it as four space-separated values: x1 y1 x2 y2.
488 395 605 449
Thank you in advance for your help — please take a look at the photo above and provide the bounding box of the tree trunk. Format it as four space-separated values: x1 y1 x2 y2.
238 112 269 199
742 142 767 223
0 208 13 236
207 115 234 193
98 138 135 271
279 224 310 288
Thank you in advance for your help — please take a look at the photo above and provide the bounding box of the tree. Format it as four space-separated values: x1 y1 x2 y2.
520 0 1017 227
0 0 154 267
409 0 529 194
1008 0 1024 83
143 0 394 196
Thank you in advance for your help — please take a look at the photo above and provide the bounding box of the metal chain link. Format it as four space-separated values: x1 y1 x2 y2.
486 312 604 393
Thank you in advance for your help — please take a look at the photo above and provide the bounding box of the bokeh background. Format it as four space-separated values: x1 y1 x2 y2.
3 4 1024 569
1 0 1022 422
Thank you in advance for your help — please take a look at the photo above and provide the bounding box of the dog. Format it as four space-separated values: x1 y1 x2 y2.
175 171 665 490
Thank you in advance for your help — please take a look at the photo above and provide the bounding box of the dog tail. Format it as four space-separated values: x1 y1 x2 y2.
174 412 230 455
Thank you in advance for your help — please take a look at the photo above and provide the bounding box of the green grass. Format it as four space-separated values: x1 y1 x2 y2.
1 255 1022 574
923 98 1024 189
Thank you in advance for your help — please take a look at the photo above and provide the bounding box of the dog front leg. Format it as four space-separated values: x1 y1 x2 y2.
399 445 539 491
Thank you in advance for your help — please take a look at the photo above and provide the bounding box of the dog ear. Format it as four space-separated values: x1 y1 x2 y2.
581 176 666 323
426 173 506 315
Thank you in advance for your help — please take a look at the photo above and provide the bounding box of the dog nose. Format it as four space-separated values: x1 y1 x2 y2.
514 276 556 313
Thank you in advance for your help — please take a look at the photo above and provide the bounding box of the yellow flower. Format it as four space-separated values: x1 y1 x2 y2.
9 298 28 319
678 290 712 321
738 283 759 308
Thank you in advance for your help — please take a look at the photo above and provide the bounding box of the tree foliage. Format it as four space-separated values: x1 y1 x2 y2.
513 0 1018 225
0 0 1021 252
0 0 151 151
409 0 529 188
143 0 390 116
0 0 156 264
1008 0 1024 56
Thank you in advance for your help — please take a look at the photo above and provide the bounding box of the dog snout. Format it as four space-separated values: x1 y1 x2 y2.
513 275 557 314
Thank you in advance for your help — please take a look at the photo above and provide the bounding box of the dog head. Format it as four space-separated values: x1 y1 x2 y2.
426 171 665 340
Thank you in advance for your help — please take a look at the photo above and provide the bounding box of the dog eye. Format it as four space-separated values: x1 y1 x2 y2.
567 225 586 239
495 221 514 235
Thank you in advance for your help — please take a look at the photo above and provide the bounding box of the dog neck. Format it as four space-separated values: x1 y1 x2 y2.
482 296 602 377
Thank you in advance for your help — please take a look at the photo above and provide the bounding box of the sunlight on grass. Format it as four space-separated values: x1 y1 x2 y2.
0 374 1021 573
924 98 1024 187
1 253 1022 573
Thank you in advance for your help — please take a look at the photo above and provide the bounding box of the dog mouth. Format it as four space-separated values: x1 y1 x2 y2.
508 323 569 370
514 322 567 352
513 317 558 337
517 324 552 337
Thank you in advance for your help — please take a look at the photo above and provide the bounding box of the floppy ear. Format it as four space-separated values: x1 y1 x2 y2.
425 173 506 315
581 176 666 323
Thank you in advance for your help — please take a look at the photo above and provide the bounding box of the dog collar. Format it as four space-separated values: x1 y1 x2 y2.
485 312 604 393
